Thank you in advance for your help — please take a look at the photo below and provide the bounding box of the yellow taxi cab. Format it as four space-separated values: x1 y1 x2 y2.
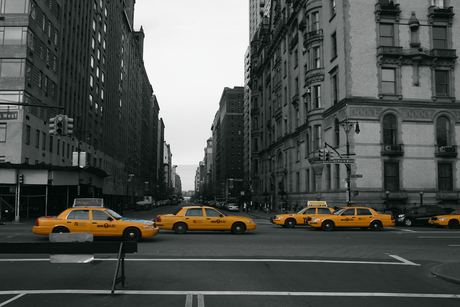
156 206 257 234
33 198 159 241
271 201 334 228
429 209 460 228
308 206 395 231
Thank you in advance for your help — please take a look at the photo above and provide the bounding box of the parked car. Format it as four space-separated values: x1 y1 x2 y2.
33 198 159 241
396 206 447 226
156 206 257 234
308 206 395 231
429 209 460 229
226 203 239 211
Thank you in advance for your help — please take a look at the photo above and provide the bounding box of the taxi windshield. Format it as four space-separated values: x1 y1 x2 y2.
105 209 122 220
333 208 346 215
297 208 307 214
450 209 460 215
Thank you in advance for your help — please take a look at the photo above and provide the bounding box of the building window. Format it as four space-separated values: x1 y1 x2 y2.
379 23 395 46
313 125 322 150
383 114 398 145
331 73 338 104
431 0 445 8
313 47 321 68
305 134 310 158
57 139 60 155
436 116 451 146
438 162 453 191
0 59 25 77
335 164 340 190
331 32 337 59
311 12 319 32
0 123 6 142
42 132 46 150
384 161 399 191
35 129 39 148
334 118 340 147
434 70 449 97
0 0 30 13
296 172 300 192
326 164 331 190
330 0 336 17
433 26 447 49
305 169 310 192
381 68 396 94
313 85 321 108
0 27 28 45
25 125 30 145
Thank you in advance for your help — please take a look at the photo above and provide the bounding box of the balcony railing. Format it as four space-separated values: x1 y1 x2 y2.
381 144 404 156
377 46 403 56
430 48 457 59
435 145 458 157
428 6 454 19
380 190 408 201
303 29 323 47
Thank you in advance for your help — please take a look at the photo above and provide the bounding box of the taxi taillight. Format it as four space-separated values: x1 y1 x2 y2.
157 216 161 222
35 219 40 226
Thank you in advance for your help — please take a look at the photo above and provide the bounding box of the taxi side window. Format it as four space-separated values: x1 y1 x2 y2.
205 208 221 217
67 210 89 220
185 208 204 216
318 208 332 214
341 209 355 216
92 210 112 221
357 209 372 216
305 208 316 214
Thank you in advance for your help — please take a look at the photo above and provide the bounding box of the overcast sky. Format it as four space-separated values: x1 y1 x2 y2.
133 1 249 190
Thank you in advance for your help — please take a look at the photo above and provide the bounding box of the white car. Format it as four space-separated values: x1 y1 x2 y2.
227 203 239 211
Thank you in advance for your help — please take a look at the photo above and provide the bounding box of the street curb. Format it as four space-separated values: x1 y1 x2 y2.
430 263 460 286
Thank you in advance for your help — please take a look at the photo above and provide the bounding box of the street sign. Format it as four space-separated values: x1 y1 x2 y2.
323 158 355 164
350 174 363 178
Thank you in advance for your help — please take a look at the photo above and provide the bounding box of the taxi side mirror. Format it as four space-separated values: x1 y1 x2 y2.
108 217 114 221
220 214 224 217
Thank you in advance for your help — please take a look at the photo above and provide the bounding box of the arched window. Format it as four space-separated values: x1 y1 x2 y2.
383 114 398 145
436 116 451 146
277 152 283 169
334 118 340 147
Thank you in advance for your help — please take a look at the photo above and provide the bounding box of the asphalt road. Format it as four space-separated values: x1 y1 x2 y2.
1 203 459 306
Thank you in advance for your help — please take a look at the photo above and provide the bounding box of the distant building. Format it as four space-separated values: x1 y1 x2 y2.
211 87 245 201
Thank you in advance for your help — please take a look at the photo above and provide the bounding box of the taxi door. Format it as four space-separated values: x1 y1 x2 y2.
91 209 118 236
355 208 374 227
183 208 207 230
64 209 92 232
204 208 228 230
335 208 357 227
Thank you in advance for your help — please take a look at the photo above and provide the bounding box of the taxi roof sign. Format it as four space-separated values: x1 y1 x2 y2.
72 198 104 207
307 201 327 207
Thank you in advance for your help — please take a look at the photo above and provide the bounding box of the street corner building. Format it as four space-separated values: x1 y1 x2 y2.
243 0 460 213
0 0 167 222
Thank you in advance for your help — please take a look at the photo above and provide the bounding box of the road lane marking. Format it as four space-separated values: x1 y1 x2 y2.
0 256 420 266
0 290 459 299
0 293 25 307
388 255 419 266
419 236 460 239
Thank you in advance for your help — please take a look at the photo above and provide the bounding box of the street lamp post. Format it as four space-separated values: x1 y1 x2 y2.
420 191 424 206
339 117 360 206
385 191 390 209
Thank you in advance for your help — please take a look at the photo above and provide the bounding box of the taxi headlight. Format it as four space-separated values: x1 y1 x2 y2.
310 218 321 222
275 216 284 220
247 220 255 224
143 225 154 229
438 218 447 221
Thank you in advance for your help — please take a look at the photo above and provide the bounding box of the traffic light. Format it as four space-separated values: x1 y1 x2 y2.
325 151 331 161
318 148 325 161
18 174 24 184
55 114 65 135
49 116 56 134
66 117 74 135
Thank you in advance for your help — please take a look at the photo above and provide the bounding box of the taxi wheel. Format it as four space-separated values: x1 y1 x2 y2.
285 219 296 228
174 223 187 234
370 221 382 231
321 221 334 231
123 228 141 241
52 227 69 233
448 219 459 229
231 222 246 234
